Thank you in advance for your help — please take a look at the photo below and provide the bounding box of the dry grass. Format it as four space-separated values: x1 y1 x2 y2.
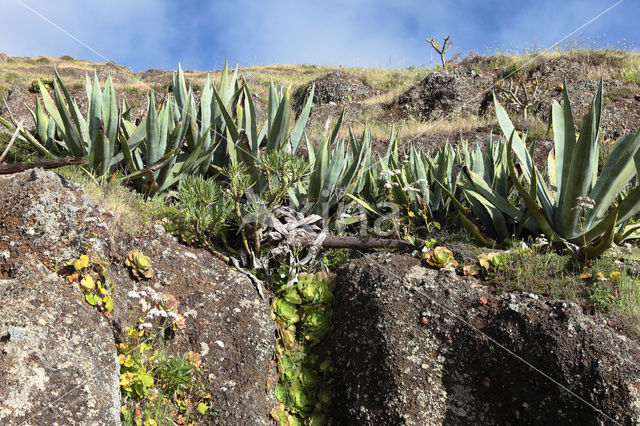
56 166 163 235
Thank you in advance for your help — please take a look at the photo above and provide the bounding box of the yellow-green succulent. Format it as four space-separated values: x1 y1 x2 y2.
125 250 154 280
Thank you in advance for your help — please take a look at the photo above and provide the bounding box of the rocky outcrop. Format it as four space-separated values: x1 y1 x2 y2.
0 169 276 424
393 70 493 121
294 70 376 111
0 259 121 425
324 253 640 425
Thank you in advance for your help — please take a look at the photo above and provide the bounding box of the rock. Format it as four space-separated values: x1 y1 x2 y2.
393 71 492 121
0 170 276 424
324 253 640 425
0 259 121 425
293 71 376 112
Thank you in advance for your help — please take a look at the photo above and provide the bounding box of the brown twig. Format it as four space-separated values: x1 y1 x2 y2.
293 232 415 251
0 157 86 175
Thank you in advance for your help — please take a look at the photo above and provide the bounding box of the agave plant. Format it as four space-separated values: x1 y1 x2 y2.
497 79 640 258
211 72 315 181
305 112 369 215
120 90 217 196
0 70 122 173
171 62 240 173
437 136 538 247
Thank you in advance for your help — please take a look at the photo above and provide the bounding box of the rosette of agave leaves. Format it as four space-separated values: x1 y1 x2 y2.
442 79 640 258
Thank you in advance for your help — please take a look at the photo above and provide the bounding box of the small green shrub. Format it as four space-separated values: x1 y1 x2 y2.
160 175 234 247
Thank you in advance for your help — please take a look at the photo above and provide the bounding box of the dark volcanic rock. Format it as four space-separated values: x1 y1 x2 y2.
294 70 376 111
324 253 640 425
0 169 276 425
393 70 493 121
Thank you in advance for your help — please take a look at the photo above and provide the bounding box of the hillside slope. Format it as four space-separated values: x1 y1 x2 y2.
1 49 639 158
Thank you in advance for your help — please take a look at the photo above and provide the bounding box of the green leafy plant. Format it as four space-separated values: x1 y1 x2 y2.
477 251 509 274
120 288 209 425
161 174 234 247
271 270 336 425
64 253 114 312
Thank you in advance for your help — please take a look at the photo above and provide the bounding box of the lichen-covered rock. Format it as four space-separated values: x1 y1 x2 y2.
324 253 640 425
0 259 121 425
0 169 276 424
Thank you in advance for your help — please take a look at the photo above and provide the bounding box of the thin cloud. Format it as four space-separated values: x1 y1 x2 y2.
1 0 635 71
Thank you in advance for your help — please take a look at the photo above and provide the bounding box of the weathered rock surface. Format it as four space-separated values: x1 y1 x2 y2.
393 70 493 121
0 259 121 425
324 253 640 425
0 169 276 424
294 70 377 111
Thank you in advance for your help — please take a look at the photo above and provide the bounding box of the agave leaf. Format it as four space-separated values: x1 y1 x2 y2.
466 189 510 242
290 85 314 153
463 167 523 220
586 132 640 227
241 85 259 154
0 116 55 157
267 77 278 130
552 83 577 204
47 76 85 156
434 177 497 247
554 79 602 238
87 71 102 145
173 63 189 111
309 136 329 202
146 92 161 164
581 214 617 259
93 124 110 176
102 73 119 153
55 70 89 152
213 85 239 141
506 132 558 240
345 193 380 215
266 86 290 152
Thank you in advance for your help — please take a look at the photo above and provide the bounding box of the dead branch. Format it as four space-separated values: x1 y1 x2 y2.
426 35 453 68
0 157 86 175
293 232 415 251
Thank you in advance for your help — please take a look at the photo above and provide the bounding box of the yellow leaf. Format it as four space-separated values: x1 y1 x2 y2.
104 296 114 312
597 271 605 279
579 273 592 279
124 354 135 368
73 255 90 270
610 271 621 281
80 274 95 290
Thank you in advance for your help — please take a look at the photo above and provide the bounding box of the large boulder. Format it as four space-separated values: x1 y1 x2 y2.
0 169 276 424
323 253 640 425
0 259 121 425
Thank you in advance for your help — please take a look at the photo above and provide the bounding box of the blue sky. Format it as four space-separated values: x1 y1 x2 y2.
1 0 637 71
